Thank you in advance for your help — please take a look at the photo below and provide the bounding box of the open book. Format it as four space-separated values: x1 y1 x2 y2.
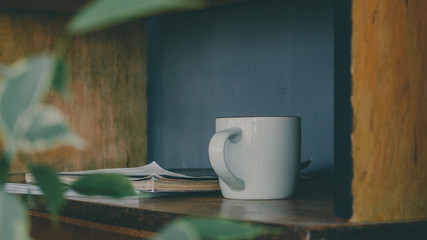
26 161 220 193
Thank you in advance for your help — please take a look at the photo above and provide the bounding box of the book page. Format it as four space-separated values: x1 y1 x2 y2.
57 161 216 179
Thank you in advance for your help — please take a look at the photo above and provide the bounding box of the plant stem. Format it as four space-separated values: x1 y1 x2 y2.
0 152 11 187
54 34 70 59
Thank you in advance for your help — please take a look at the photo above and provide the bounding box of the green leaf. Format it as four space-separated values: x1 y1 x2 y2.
0 64 12 78
155 217 280 240
67 0 209 34
0 190 31 240
14 105 84 153
30 164 66 216
51 58 68 95
70 173 136 198
153 219 199 240
0 54 55 136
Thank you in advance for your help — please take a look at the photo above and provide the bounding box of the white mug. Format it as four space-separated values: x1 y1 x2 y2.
209 116 301 199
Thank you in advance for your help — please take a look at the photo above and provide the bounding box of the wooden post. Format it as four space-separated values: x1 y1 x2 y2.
351 0 427 221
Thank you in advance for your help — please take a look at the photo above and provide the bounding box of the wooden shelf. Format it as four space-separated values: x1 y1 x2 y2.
25 189 426 240
1 0 425 227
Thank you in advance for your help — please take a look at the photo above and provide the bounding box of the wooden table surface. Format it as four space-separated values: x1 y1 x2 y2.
26 188 426 239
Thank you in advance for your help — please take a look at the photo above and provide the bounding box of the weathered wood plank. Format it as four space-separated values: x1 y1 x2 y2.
0 12 147 172
351 0 427 221
30 211 155 240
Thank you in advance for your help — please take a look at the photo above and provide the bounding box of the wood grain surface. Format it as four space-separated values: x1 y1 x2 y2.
30 211 155 240
0 12 148 172
351 0 427 222
24 190 427 240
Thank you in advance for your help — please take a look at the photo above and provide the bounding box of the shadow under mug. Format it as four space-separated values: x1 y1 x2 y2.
208 116 301 200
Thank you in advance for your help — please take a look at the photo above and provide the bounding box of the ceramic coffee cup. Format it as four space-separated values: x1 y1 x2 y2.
208 116 301 199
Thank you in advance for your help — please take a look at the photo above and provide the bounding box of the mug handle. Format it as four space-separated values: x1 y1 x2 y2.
208 128 245 190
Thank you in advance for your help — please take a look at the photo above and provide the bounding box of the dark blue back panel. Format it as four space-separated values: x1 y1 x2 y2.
147 0 333 177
